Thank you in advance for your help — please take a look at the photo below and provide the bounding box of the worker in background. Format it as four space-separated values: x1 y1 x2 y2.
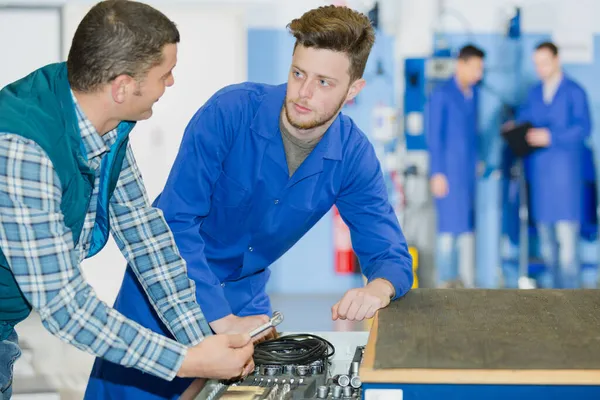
426 45 485 288
86 5 413 399
517 41 592 288
0 2 255 399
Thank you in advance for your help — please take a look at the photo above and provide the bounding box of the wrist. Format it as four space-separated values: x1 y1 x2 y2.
209 313 236 333
369 278 395 299
176 346 191 379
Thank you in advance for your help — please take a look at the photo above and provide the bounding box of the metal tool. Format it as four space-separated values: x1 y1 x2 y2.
249 311 284 338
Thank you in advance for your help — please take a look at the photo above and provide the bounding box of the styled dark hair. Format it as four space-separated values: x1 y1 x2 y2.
67 0 179 92
535 41 559 56
458 44 485 60
287 5 375 82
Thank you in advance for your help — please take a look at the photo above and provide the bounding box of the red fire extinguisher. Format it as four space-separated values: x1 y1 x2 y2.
333 206 356 274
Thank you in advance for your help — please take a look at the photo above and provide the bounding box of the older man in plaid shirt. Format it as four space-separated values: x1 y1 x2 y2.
0 2 255 399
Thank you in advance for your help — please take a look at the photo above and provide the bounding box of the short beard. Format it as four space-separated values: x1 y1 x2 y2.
284 91 347 131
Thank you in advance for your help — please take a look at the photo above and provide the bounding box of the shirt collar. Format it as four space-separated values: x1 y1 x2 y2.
71 91 118 167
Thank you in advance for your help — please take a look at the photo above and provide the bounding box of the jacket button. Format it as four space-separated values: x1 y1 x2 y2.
248 246 254 252
274 199 280 204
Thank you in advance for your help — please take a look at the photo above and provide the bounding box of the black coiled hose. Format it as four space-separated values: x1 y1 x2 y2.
253 333 335 365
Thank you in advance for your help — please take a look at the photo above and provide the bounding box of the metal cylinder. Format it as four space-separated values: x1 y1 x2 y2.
264 365 282 376
350 361 360 375
316 385 329 398
332 385 342 398
343 386 352 397
350 375 361 389
283 364 294 375
294 365 310 376
333 374 350 387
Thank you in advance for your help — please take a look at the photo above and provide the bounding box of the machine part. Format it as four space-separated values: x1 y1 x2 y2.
332 385 343 398
333 374 350 387
350 361 360 375
316 385 329 398
350 375 362 389
250 311 284 338
294 365 310 376
254 334 335 366
263 365 283 377
342 386 352 397
310 364 322 375
283 365 294 375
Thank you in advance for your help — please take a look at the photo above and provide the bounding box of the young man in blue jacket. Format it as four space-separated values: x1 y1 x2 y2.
517 42 592 289
87 5 414 399
426 45 485 288
0 2 255 399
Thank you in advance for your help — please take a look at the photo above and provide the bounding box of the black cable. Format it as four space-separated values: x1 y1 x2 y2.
253 334 335 366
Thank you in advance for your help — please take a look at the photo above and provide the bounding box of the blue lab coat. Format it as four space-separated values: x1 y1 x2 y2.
426 78 479 234
85 82 413 399
518 76 592 223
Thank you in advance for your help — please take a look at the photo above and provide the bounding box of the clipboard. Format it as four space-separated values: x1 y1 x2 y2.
501 122 539 157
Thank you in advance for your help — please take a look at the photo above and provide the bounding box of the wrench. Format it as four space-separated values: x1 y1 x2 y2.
249 311 284 338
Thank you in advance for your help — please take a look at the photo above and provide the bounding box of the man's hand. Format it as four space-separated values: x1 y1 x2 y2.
332 279 395 321
210 314 273 343
177 334 254 380
526 128 551 147
430 173 449 198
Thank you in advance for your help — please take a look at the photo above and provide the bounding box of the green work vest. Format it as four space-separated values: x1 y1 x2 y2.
0 62 134 340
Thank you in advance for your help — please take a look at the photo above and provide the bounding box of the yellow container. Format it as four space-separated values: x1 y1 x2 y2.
409 246 419 288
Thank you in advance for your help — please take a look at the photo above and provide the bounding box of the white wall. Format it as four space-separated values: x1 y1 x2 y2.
0 8 61 88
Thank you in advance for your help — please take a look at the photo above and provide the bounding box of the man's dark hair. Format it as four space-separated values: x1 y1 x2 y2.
535 41 559 56
458 44 485 61
67 0 179 92
287 5 375 83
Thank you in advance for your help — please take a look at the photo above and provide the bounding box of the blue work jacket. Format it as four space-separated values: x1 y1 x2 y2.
518 76 592 223
118 82 412 322
86 83 413 400
426 78 479 234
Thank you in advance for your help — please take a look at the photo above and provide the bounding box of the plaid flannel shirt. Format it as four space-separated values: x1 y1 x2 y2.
0 95 212 381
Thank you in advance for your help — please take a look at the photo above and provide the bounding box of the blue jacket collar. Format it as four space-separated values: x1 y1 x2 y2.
250 83 343 161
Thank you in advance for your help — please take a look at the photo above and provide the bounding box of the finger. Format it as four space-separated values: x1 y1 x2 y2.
365 305 378 319
331 302 340 320
242 359 255 377
228 333 252 348
346 299 362 321
235 342 255 367
337 292 355 319
354 302 371 321
252 327 274 344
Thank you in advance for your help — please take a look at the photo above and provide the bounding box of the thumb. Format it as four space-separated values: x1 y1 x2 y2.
227 333 252 348
332 302 340 320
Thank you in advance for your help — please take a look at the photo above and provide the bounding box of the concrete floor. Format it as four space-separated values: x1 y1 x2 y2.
11 294 369 399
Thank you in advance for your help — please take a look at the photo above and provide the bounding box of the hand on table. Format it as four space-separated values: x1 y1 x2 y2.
332 279 395 321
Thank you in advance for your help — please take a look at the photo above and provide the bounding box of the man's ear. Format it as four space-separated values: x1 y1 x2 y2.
110 74 134 104
346 78 366 102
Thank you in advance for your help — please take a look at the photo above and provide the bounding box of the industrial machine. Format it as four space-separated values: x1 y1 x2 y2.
194 331 368 400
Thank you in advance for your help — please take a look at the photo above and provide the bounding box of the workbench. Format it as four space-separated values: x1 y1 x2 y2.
360 289 600 399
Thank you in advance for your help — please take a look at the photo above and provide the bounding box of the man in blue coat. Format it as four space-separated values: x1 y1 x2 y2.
86 5 414 399
518 41 592 289
426 45 485 288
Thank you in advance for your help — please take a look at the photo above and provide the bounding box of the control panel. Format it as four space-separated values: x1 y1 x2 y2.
201 334 364 400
